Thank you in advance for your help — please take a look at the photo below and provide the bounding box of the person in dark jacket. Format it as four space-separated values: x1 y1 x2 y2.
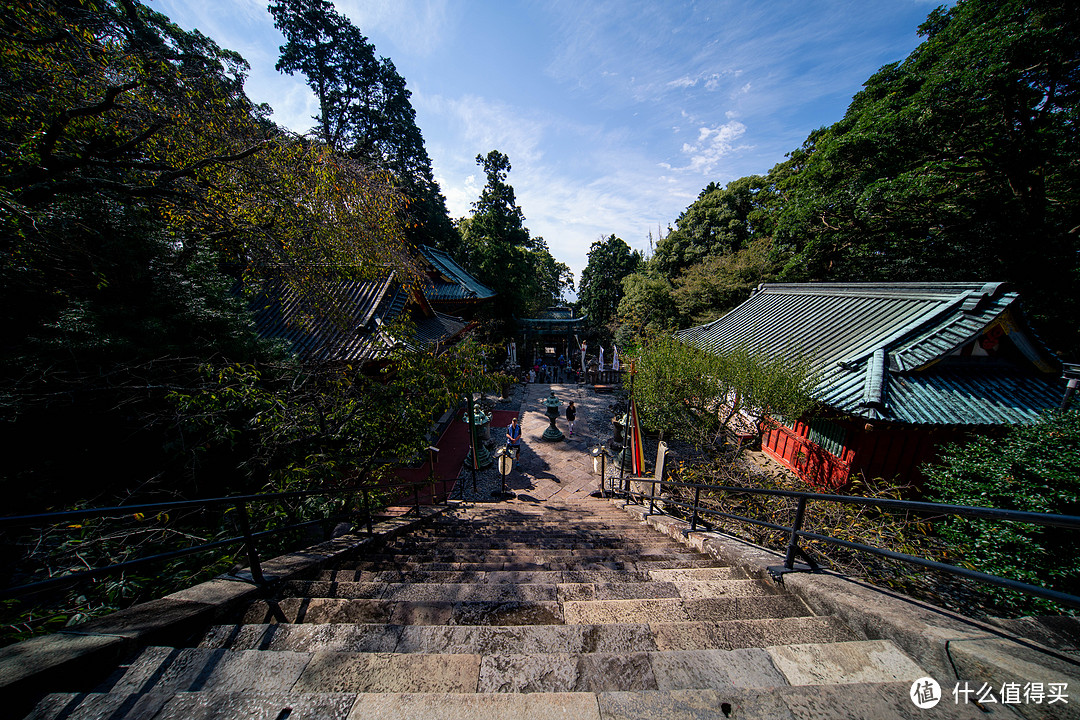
566 401 577 437
506 417 522 457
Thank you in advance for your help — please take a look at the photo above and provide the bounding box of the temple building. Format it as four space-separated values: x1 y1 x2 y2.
677 282 1065 487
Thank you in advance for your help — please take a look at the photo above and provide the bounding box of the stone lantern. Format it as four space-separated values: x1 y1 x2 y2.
462 406 492 469
541 391 564 442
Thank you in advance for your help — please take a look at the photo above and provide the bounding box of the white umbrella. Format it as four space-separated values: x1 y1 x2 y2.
612 344 620 371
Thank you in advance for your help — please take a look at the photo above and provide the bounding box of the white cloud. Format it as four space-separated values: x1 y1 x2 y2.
417 93 548 169
661 120 750 175
335 0 454 58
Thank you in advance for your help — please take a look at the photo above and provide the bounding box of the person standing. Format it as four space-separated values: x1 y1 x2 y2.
566 401 577 438
506 417 522 457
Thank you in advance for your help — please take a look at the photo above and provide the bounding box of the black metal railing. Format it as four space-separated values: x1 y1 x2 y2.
613 474 1080 610
0 476 451 600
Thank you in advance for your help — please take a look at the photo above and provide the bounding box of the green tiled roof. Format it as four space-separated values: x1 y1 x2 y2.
419 245 495 303
677 282 1062 426
251 275 467 363
518 307 587 333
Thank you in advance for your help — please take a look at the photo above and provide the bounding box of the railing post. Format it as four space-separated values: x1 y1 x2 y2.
649 478 657 515
362 488 373 536
235 501 265 585
428 445 439 506
600 449 606 498
690 486 701 531
784 497 808 570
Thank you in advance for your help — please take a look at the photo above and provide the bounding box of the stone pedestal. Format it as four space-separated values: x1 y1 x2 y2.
466 440 492 470
542 405 564 442
541 392 564 442
462 408 493 469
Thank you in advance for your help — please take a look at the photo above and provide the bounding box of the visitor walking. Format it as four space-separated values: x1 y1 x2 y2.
566 401 577 437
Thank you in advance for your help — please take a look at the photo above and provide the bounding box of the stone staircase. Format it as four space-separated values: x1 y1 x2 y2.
24 495 992 719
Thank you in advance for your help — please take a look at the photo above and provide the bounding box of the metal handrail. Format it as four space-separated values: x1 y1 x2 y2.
0 476 450 599
626 477 1080 529
620 475 1080 610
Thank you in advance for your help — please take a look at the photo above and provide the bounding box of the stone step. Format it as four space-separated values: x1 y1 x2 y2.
339 557 728 573
563 595 813 624
415 526 660 538
335 548 708 564
314 566 748 584
407 523 665 534
420 516 659 527
426 523 657 534
240 589 810 627
27 681 990 720
282 578 777 603
384 537 682 550
316 568 649 584
95 639 924 697
200 616 859 655
25 691 357 720
240 598 566 626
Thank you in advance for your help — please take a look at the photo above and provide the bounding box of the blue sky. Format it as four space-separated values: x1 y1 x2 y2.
154 0 945 291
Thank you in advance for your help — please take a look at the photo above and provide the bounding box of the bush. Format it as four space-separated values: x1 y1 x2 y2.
666 455 943 590
924 410 1080 615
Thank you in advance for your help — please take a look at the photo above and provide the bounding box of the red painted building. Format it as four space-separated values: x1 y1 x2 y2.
678 283 1063 489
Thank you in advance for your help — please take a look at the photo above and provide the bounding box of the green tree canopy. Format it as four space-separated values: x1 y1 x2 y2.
632 333 817 450
616 272 679 336
577 235 642 330
652 175 780 279
671 237 780 327
774 0 1080 355
269 0 457 253
0 0 413 509
459 150 572 323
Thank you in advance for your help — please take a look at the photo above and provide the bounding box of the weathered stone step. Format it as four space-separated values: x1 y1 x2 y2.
200 616 858 655
337 548 708 565
424 515 659 527
26 691 358 720
563 595 813 624
414 527 661 539
314 566 748 584
282 578 777 603
316 568 649 584
428 522 658 534
340 556 728 573
27 681 989 720
410 523 665 535
240 597 566 626
241 588 810 627
385 537 681 550
594 684 989 720
94 639 925 697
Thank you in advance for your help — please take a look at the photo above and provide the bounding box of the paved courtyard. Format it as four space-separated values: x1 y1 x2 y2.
486 382 622 503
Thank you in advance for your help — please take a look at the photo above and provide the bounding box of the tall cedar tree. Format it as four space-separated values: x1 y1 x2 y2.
269 0 458 253
577 235 642 330
459 150 573 324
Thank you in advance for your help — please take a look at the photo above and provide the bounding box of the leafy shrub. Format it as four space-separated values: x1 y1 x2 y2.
663 454 944 592
924 410 1080 615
